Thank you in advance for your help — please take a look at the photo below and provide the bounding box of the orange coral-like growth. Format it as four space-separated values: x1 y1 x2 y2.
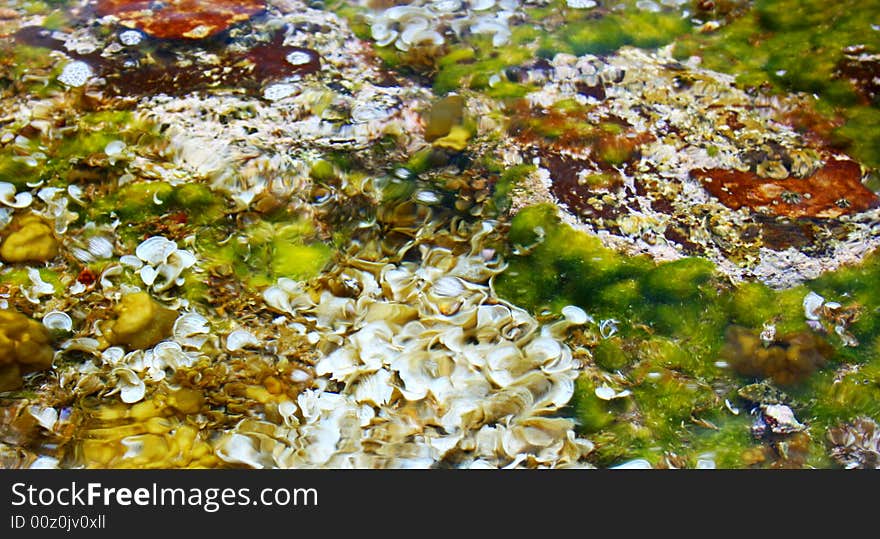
692 159 879 219
96 0 266 40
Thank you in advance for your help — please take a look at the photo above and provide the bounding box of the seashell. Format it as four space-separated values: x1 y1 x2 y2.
0 182 33 208
28 405 58 431
263 285 293 314
101 347 125 366
562 305 590 325
104 140 126 156
29 456 60 469
68 281 87 295
399 18 431 44
470 0 495 10
611 458 653 469
524 336 562 364
383 6 427 21
61 337 101 355
216 434 266 469
99 264 124 289
433 0 462 11
432 276 466 297
87 236 114 259
173 312 210 338
566 0 597 7
24 268 55 302
139 265 158 286
136 236 178 265
119 254 143 268
42 311 73 332
353 369 394 406
153 341 193 370
113 368 146 404
57 60 92 87
226 329 260 352
803 291 825 321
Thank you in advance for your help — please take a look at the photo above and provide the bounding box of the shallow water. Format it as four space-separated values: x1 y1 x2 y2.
0 0 879 469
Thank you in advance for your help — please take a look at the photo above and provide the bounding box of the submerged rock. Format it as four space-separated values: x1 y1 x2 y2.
0 310 54 392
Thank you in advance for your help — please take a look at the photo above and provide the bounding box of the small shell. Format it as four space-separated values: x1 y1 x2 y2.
28 405 58 431
29 456 60 469
216 434 265 469
113 368 146 404
119 254 144 269
173 312 210 338
136 236 178 265
101 346 126 366
61 337 101 355
0 182 33 208
226 329 260 352
42 311 72 332
611 458 652 469
803 291 825 321
561 305 590 325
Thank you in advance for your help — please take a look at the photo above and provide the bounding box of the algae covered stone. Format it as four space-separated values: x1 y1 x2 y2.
0 214 59 264
104 292 177 350
0 310 54 392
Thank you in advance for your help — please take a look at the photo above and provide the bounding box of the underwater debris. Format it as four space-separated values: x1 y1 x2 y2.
720 325 834 386
692 159 879 219
95 0 267 40
827 416 880 469
0 310 54 392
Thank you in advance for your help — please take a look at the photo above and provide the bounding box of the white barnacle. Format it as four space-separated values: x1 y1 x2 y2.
57 61 93 87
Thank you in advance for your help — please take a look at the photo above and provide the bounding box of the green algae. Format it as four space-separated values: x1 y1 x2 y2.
673 0 880 168
197 219 334 292
498 203 880 467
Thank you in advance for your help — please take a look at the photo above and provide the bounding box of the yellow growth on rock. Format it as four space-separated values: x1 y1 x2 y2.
104 292 177 350
432 124 471 151
0 310 54 392
0 215 58 263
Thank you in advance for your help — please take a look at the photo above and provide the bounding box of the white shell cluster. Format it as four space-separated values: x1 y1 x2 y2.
128 236 197 292
369 0 521 51
245 242 594 468
57 60 93 88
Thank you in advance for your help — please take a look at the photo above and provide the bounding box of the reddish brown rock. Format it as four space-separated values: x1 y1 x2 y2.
692 158 879 219
96 0 266 40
